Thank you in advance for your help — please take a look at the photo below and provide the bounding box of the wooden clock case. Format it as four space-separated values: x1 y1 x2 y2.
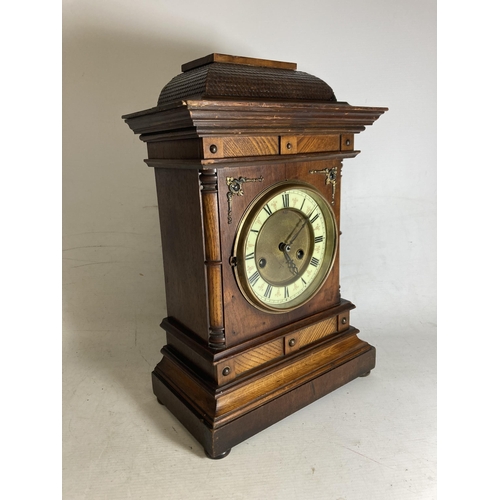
123 54 387 458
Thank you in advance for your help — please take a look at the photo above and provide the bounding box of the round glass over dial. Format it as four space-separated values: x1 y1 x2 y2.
233 182 338 313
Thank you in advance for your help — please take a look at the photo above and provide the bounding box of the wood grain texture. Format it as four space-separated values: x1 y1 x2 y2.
162 301 355 385
218 161 342 347
217 315 340 383
144 150 359 169
182 53 297 72
284 316 337 355
202 136 279 159
154 168 209 340
206 265 224 348
153 326 373 428
155 350 216 417
199 170 221 262
232 338 283 374
146 135 348 161
280 135 340 155
210 346 375 457
199 169 225 348
123 100 387 137
214 330 367 421
152 344 375 458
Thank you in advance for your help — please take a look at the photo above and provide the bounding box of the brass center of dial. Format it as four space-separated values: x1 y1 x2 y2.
254 208 313 286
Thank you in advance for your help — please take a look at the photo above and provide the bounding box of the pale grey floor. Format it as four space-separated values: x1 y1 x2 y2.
63 307 436 499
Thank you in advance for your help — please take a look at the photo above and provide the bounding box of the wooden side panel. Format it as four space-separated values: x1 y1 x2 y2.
155 168 209 341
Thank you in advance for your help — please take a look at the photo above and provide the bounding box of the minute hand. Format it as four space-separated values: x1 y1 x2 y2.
287 209 315 246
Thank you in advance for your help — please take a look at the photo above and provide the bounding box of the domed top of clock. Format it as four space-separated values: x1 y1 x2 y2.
157 53 337 106
123 53 387 146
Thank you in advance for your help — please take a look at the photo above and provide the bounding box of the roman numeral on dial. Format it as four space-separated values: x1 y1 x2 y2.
310 213 319 224
282 193 290 208
264 284 273 298
263 204 273 216
314 235 324 244
245 252 255 260
310 257 320 267
249 271 260 286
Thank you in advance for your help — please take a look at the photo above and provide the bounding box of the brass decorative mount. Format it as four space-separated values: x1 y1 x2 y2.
226 176 264 224
309 167 338 204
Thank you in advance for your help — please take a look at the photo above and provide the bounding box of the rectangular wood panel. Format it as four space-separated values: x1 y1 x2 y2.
202 136 279 158
147 139 203 159
215 338 283 384
285 316 337 355
233 339 283 374
297 135 340 153
280 135 340 154
154 168 209 341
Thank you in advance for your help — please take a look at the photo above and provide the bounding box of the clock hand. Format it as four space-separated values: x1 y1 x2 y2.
283 250 299 276
283 216 305 247
287 208 316 246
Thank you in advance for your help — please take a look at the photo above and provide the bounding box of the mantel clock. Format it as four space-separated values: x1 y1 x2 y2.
123 53 387 459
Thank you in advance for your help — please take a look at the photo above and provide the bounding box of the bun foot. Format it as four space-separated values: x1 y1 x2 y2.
205 449 231 460
359 371 371 377
157 397 164 405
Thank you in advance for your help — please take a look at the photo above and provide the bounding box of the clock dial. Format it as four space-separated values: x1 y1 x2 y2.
233 182 337 313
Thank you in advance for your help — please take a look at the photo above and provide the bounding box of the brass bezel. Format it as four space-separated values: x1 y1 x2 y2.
232 181 338 314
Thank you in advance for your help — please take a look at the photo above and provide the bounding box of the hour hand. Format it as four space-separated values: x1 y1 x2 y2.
283 249 299 276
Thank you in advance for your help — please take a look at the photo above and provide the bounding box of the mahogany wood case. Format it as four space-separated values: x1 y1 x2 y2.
123 54 387 458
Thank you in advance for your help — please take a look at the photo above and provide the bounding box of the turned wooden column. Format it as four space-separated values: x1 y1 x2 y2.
199 169 225 348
